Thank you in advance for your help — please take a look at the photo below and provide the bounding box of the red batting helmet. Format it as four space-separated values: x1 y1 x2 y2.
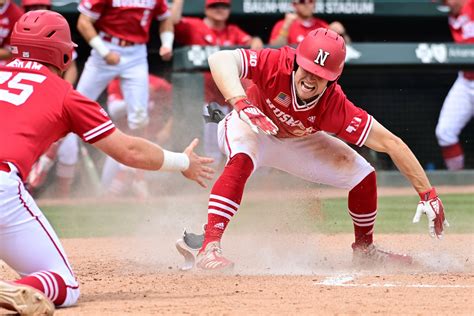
296 28 346 81
205 0 231 7
21 0 51 9
10 10 77 72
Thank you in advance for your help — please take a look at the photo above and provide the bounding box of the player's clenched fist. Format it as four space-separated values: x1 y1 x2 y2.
413 187 449 238
234 98 278 135
182 138 215 188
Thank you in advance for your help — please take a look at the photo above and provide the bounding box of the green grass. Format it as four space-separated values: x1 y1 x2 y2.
40 193 474 238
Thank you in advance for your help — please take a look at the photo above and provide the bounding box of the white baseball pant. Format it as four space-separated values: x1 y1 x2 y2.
436 73 474 146
0 163 80 306
76 41 150 130
218 111 374 190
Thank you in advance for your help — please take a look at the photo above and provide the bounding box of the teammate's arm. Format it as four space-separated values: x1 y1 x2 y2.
158 16 174 61
170 0 184 24
364 119 448 238
269 13 297 46
76 13 120 65
93 129 214 187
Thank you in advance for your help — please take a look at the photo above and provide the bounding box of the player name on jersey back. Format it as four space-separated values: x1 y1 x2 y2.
111 0 155 8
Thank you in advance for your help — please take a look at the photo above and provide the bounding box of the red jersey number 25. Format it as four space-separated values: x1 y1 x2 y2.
0 71 46 106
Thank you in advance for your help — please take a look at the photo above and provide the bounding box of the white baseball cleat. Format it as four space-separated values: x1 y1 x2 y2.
175 226 205 271
0 280 54 316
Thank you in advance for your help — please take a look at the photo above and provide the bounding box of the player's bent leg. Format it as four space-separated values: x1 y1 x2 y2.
196 153 254 271
348 171 413 267
0 168 80 308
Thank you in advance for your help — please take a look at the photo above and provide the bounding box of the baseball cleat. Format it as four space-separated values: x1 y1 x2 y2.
196 241 234 271
352 243 413 267
0 280 55 316
175 227 205 271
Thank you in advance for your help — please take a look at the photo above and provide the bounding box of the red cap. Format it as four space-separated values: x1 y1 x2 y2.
22 0 51 8
205 0 231 7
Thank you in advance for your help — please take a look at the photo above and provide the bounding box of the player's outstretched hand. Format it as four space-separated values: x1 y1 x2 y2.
413 187 449 238
181 138 215 188
234 98 278 135
105 51 121 65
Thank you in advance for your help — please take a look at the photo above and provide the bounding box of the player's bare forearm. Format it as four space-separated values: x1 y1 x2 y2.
364 119 432 193
63 60 78 86
77 14 99 42
93 129 166 170
208 50 246 105
159 17 174 34
170 0 184 24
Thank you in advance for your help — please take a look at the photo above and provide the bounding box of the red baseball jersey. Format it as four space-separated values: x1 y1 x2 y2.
175 17 252 104
448 0 474 44
448 0 474 79
107 74 172 135
238 47 373 145
0 0 24 47
0 59 115 180
270 17 329 45
78 0 169 44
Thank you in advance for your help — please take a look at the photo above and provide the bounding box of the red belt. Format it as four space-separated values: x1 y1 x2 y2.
463 71 474 81
101 33 136 47
0 162 10 173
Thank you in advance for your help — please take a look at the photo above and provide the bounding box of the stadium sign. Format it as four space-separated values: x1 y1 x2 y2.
242 0 374 14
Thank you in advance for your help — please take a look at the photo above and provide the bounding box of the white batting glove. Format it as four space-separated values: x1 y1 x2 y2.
234 98 278 135
413 187 449 239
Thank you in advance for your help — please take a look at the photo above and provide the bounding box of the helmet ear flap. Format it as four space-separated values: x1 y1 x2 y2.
10 10 76 72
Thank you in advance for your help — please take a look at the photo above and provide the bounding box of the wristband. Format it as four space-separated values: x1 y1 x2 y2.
160 31 174 49
89 35 110 58
160 150 190 172
419 187 437 201
233 98 253 111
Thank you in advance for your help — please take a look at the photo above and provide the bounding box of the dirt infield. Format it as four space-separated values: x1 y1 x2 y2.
0 185 472 315
1 233 472 315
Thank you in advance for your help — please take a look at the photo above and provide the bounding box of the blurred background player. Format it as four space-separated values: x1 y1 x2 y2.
269 0 350 46
435 0 473 170
101 74 174 198
23 0 81 198
0 0 23 64
0 10 213 315
59 0 175 197
171 0 263 167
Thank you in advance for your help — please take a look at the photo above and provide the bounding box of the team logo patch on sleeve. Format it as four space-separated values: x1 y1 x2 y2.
274 92 291 108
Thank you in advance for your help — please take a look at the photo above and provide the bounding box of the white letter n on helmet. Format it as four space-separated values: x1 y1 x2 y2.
314 49 330 66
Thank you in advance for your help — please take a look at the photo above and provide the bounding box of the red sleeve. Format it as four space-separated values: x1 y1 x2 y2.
269 20 284 43
63 89 116 143
319 85 373 147
237 48 281 87
174 17 196 45
153 0 170 21
228 24 251 45
78 0 107 20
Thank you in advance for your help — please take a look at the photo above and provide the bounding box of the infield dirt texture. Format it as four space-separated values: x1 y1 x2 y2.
0 182 472 315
